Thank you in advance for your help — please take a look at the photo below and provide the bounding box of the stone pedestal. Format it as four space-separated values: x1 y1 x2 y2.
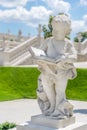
31 114 75 129
17 114 75 130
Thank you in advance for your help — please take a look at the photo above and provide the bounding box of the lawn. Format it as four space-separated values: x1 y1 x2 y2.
0 67 40 101
66 68 87 101
0 67 87 101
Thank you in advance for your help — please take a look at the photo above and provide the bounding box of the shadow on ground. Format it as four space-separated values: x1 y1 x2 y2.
74 109 87 114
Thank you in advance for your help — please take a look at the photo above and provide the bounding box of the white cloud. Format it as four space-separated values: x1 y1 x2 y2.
28 6 52 27
71 15 87 39
83 15 87 25
42 0 71 15
0 7 29 21
0 0 33 8
80 0 87 6
71 20 85 34
0 0 71 28
0 6 52 27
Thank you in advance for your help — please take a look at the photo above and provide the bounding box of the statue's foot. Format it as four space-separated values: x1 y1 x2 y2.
69 111 73 116
51 110 60 116
51 110 64 119
44 107 54 116
44 111 51 116
64 110 73 117
64 101 73 117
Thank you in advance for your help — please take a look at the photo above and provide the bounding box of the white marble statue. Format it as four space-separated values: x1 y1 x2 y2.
31 14 77 119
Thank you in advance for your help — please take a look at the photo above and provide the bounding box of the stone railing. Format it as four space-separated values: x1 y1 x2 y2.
74 39 87 54
76 39 87 62
81 39 87 52
0 36 39 66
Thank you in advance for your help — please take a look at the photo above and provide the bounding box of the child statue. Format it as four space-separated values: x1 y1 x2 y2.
35 14 77 119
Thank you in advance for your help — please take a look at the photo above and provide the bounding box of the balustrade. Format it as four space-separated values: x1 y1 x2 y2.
0 36 39 66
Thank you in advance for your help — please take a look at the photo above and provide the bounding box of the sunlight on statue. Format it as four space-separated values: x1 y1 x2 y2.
31 14 77 119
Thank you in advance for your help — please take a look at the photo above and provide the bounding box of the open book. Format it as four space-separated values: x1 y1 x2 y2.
29 46 46 57
29 46 61 64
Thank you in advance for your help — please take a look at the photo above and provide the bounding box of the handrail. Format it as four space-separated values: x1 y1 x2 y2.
81 48 87 55
6 36 38 63
9 36 38 53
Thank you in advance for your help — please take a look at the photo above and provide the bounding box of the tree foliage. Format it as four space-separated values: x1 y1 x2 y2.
81 32 87 40
74 31 87 42
74 37 79 42
42 15 53 39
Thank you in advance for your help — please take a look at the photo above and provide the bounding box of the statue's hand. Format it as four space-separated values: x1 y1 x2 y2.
55 54 66 63
61 54 76 63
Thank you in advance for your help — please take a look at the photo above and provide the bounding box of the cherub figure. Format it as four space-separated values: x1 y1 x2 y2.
36 14 77 119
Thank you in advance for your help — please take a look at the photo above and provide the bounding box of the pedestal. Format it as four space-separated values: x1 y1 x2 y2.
17 114 76 130
31 114 75 129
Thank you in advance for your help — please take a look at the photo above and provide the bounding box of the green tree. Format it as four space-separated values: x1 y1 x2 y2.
81 31 87 40
74 31 87 42
74 37 79 42
42 15 53 39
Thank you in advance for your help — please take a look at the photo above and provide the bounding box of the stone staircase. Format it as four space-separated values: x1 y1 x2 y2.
0 36 41 66
10 52 31 66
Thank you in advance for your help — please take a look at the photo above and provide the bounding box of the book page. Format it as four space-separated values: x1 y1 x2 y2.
34 56 56 65
30 47 61 65
30 46 46 57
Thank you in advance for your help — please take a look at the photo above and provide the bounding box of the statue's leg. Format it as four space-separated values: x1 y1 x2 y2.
41 74 56 116
51 75 68 117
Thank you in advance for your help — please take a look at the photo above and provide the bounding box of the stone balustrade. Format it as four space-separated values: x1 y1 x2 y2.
0 36 39 66
81 39 87 50
74 39 87 62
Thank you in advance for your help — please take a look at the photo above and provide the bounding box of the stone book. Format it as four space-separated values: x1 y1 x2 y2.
29 46 46 57
30 46 61 64
35 55 61 64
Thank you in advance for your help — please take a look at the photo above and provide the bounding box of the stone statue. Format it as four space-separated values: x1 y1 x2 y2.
31 14 77 119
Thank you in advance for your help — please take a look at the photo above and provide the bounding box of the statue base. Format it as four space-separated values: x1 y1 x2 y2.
17 114 76 130
31 114 75 129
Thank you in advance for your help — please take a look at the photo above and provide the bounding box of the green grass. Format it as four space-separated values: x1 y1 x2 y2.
0 67 87 101
66 69 87 101
0 67 40 101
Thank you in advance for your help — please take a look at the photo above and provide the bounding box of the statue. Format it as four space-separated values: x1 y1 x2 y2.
30 14 77 119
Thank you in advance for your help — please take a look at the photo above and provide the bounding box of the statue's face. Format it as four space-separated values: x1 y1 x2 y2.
52 24 71 40
52 28 65 41
52 17 71 41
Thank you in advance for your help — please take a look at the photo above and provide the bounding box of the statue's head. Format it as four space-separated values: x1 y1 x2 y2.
51 14 71 40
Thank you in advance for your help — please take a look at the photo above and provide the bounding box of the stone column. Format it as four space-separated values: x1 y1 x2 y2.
37 24 42 46
77 33 82 54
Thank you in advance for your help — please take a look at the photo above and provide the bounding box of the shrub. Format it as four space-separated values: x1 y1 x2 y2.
0 122 16 130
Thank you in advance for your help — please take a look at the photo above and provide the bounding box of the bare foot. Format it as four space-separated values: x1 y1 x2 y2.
44 107 54 116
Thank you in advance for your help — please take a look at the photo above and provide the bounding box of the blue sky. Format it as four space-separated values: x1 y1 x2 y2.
0 0 87 40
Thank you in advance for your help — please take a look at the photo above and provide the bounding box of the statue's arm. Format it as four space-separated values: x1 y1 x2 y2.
62 40 77 63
